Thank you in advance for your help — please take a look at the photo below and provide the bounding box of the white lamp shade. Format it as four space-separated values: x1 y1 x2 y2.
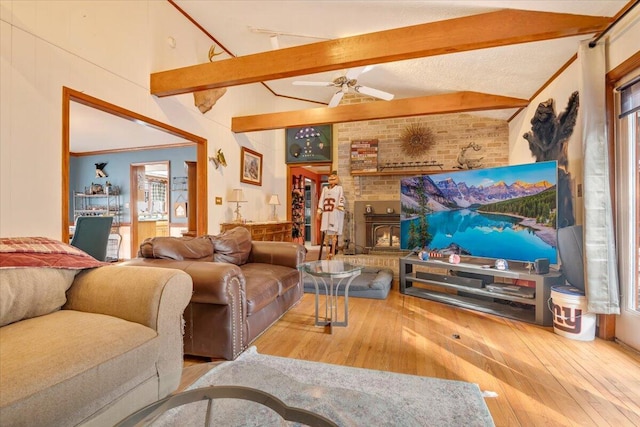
228 189 246 203
268 194 280 205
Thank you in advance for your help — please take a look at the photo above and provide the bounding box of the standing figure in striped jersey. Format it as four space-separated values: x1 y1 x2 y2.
317 171 345 259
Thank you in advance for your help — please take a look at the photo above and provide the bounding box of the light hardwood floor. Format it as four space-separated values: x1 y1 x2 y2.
181 288 640 427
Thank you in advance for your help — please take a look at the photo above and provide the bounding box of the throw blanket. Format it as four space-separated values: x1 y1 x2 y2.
0 237 106 269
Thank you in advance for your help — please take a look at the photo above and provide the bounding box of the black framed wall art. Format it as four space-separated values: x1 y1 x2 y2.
285 125 332 164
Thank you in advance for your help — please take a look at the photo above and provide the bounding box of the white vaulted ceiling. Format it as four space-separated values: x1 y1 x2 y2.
70 1 630 151
171 0 628 120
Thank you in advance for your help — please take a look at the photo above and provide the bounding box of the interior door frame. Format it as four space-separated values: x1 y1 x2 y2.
61 86 208 243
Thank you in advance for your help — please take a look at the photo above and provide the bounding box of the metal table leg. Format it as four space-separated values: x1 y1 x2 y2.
307 271 361 333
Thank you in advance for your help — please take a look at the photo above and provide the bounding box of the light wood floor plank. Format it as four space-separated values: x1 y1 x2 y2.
181 288 640 427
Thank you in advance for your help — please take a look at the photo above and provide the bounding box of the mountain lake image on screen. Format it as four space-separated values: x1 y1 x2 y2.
400 161 559 264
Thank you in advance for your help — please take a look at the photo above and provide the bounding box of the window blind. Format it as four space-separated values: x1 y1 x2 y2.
618 75 640 118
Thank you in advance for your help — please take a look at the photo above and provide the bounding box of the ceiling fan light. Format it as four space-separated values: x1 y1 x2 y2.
333 76 347 86
292 69 395 107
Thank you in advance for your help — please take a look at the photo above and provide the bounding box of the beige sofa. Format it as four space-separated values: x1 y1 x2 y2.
0 237 193 427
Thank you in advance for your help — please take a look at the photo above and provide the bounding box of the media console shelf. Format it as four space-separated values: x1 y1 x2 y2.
400 257 564 325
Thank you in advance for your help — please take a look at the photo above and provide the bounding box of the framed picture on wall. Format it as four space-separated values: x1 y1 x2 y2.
285 125 332 164
240 147 262 186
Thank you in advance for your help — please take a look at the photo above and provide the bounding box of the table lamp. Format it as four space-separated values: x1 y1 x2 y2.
228 189 247 222
268 194 280 221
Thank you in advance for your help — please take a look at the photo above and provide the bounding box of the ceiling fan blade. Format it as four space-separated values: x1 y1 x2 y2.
355 85 394 101
292 81 333 87
345 65 375 80
328 91 344 108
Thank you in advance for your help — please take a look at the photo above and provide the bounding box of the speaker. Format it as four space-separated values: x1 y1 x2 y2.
534 258 550 274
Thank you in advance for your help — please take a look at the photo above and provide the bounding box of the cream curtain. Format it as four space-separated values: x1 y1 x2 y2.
579 40 620 314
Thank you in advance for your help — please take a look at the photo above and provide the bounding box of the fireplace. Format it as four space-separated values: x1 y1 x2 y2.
364 213 401 251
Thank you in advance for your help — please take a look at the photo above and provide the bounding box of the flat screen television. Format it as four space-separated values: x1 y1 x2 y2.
400 161 558 264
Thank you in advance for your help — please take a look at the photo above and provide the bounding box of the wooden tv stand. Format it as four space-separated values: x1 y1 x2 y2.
399 257 564 326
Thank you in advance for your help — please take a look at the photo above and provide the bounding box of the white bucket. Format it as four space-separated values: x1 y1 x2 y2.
548 286 596 341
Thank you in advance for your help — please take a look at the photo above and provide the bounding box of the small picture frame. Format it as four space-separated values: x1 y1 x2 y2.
240 147 263 186
173 202 187 218
285 125 332 164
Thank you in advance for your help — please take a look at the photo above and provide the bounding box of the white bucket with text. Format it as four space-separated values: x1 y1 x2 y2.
548 286 596 341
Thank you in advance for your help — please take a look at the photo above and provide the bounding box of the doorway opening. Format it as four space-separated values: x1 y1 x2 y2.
288 164 331 246
304 178 315 245
131 161 170 255
61 87 208 258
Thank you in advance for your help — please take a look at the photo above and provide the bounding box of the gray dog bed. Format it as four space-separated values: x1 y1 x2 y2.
302 266 393 300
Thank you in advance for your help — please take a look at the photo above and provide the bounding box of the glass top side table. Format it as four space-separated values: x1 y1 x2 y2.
298 260 363 332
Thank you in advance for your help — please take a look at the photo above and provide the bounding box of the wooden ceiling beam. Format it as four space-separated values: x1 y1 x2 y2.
151 9 610 97
231 92 529 133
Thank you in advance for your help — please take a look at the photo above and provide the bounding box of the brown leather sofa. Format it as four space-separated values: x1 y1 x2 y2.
122 227 305 360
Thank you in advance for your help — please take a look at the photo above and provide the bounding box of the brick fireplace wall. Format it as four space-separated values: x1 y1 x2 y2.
333 94 509 253
333 94 511 216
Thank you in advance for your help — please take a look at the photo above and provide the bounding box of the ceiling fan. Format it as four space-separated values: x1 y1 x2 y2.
293 66 394 107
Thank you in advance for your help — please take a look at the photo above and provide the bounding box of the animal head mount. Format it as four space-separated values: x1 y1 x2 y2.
95 162 108 178
193 45 228 114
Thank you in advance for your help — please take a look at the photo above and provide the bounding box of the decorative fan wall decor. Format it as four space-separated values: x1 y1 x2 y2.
401 123 434 156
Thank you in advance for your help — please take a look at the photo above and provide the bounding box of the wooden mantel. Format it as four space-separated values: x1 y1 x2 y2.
351 169 456 177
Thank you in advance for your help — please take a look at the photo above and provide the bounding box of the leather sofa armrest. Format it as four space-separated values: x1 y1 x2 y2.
122 258 245 305
121 258 247 361
249 241 306 268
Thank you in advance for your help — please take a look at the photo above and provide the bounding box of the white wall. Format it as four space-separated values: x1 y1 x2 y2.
0 0 313 238
508 6 640 226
